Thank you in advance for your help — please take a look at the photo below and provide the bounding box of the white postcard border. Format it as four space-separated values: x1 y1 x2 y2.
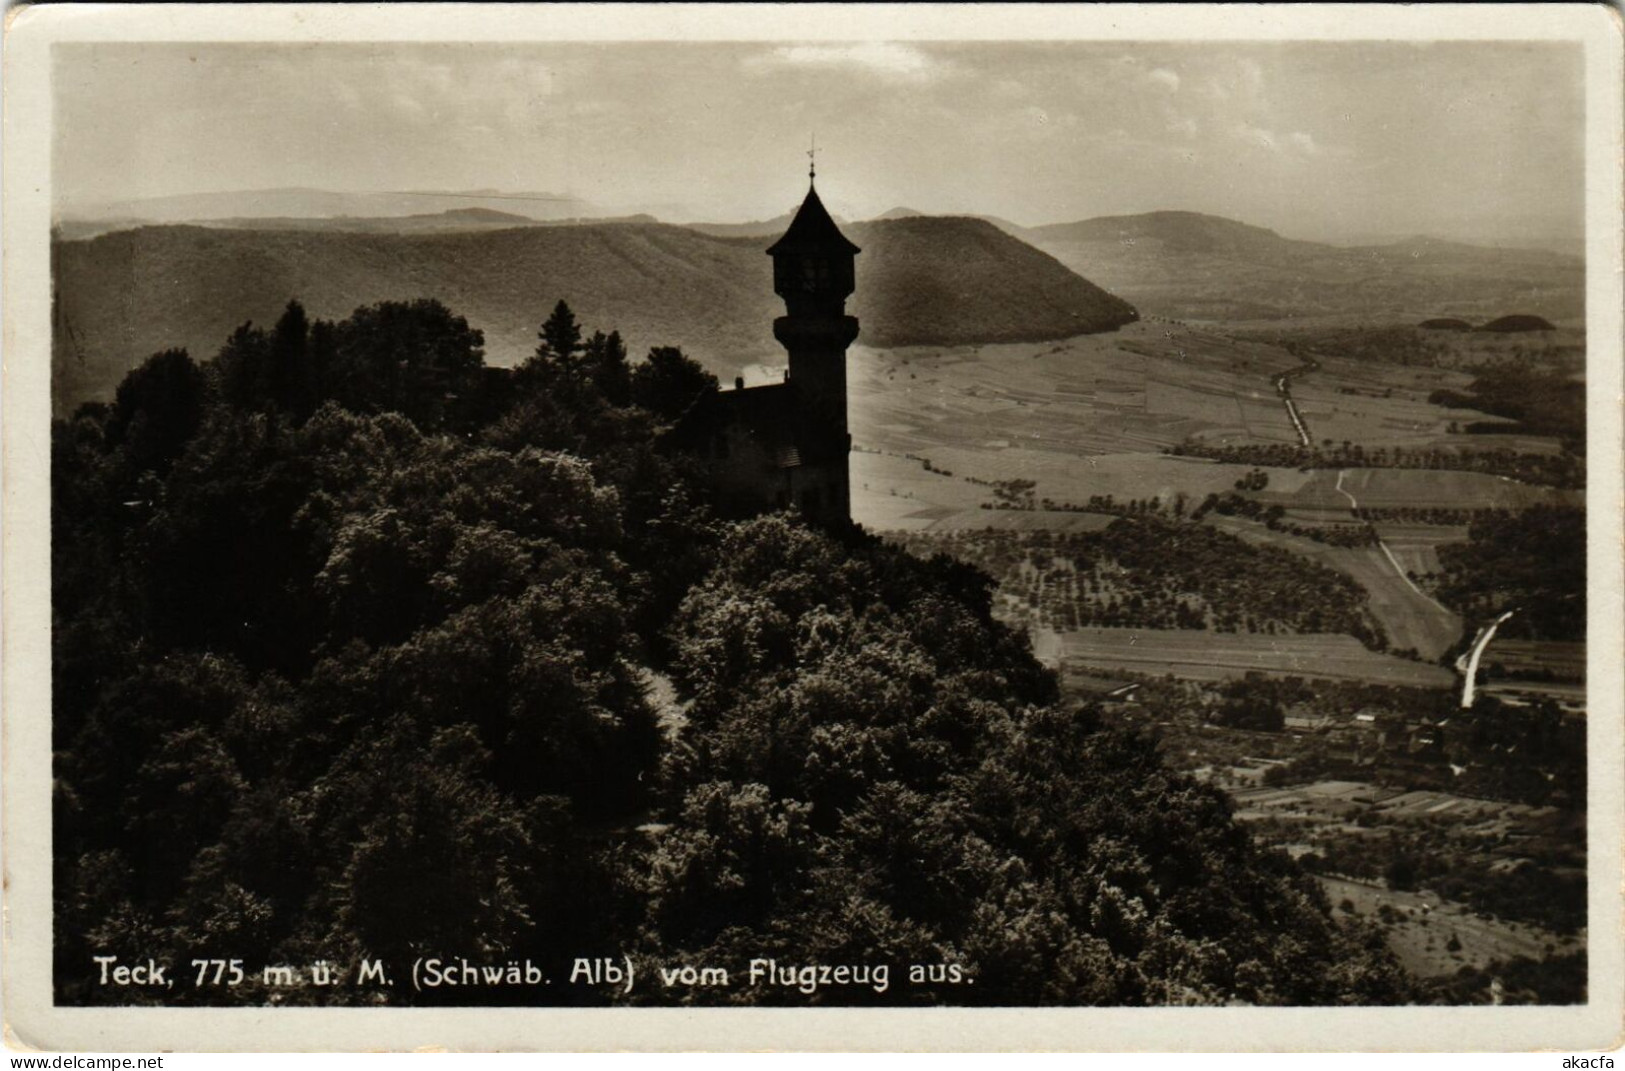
4 3 1621 1052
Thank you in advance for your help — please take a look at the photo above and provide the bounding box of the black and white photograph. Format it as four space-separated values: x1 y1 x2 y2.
4 2 1621 1052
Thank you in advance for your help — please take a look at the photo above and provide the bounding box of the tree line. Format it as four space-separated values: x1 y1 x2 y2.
1167 439 1584 491
892 520 1382 647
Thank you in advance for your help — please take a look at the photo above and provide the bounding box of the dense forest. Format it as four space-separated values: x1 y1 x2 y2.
1433 506 1586 642
1427 365 1586 442
54 295 1413 1006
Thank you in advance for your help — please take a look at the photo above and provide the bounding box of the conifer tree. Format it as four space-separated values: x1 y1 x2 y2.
535 299 584 378
583 329 632 406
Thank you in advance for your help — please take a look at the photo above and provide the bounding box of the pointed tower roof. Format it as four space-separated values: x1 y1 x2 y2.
766 185 861 257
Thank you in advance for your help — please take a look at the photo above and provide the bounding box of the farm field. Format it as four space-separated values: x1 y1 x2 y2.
1059 669 1138 694
1050 627 1456 687
851 323 1572 532
851 453 1141 533
1172 339 1577 458
1220 779 1585 978
856 321 1579 690
1437 434 1568 457
854 314 1589 999
1231 780 1559 824
1317 876 1582 979
1201 514 1463 660
1225 321 1587 372
1279 362 1487 454
1481 638 1586 681
1481 680 1586 707
1307 349 1472 396
1374 523 1471 578
850 450 992 530
1259 468 1580 513
924 450 1302 510
849 321 1306 466
851 446 1315 528
912 509 1121 533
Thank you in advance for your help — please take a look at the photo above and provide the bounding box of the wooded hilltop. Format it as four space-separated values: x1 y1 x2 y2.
54 295 1412 1006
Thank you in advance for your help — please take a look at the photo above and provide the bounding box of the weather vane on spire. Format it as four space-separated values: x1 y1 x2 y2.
808 133 818 183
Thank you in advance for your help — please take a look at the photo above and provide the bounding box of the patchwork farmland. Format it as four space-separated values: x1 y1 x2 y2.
1049 628 1455 687
848 248 1589 1005
1200 512 1464 661
1319 877 1583 980
857 323 1584 693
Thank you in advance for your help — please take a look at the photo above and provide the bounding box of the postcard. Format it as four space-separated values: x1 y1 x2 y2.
4 2 1621 1052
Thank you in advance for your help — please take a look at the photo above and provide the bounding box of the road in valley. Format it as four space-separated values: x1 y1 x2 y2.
1335 470 1456 614
1324 470 1464 660
1455 610 1518 708
1272 357 1318 448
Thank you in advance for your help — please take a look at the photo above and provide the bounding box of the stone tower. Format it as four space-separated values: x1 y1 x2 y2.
766 182 862 522
666 177 861 526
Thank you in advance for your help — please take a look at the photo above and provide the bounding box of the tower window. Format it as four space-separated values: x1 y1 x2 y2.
802 257 831 288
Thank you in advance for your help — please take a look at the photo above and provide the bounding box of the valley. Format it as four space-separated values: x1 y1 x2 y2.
846 306 1585 1002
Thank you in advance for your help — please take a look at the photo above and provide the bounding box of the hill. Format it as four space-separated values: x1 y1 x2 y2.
690 207 1030 239
685 211 804 238
53 217 1137 414
874 207 1031 238
1030 211 1323 260
1480 314 1557 333
60 186 596 226
196 207 547 235
53 208 673 243
1022 211 1584 324
52 294 1413 1007
847 216 1136 348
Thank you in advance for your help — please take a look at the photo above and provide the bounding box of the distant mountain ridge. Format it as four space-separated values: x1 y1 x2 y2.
686 211 807 239
1020 210 1584 324
55 193 1578 416
61 187 597 226
691 206 1028 239
53 216 1137 414
874 206 1030 238
1028 211 1322 258
54 208 668 242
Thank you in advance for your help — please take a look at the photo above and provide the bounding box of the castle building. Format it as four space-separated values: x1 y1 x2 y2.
669 178 861 526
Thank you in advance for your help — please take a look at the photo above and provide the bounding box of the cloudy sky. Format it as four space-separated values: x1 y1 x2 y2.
55 39 1583 245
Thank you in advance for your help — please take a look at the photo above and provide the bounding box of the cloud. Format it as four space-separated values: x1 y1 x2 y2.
1232 123 1329 159
392 92 428 119
1100 54 1181 95
333 80 363 113
747 42 944 81
1198 56 1265 108
1165 115 1199 139
1237 123 1278 152
1185 57 1336 160
1236 58 1266 99
1146 68 1181 93
299 53 559 134
989 77 1031 100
